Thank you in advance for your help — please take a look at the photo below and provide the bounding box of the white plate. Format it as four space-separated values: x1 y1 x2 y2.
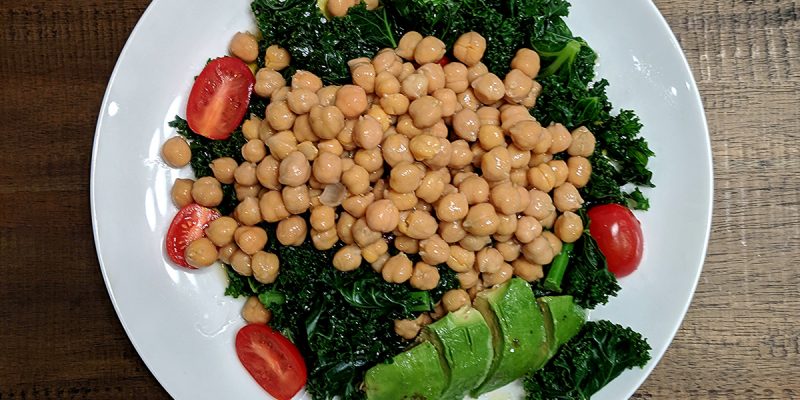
91 0 712 398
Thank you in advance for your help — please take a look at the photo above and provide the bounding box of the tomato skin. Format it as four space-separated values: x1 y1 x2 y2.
436 54 451 66
165 204 220 268
587 204 644 277
186 56 255 140
236 324 307 400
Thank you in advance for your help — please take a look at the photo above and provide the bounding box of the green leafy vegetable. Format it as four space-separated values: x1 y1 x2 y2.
524 320 651 400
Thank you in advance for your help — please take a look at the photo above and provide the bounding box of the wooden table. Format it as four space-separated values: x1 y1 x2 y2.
1 0 798 398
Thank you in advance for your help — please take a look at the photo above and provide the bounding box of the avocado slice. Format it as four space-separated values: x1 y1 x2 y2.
364 341 447 400
537 295 587 358
420 307 493 400
471 278 549 396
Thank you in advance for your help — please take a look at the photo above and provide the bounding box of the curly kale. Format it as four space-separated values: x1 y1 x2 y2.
524 320 651 400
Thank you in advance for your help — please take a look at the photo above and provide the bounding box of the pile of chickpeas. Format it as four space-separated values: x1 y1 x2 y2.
161 28 596 336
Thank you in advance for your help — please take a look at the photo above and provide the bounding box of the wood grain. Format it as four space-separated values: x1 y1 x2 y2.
0 0 797 398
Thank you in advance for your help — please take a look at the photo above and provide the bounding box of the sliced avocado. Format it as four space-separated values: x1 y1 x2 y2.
537 295 587 357
421 307 493 400
471 278 549 396
364 341 447 400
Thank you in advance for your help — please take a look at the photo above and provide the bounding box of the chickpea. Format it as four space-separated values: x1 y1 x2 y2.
508 120 542 151
503 68 534 102
490 214 514 238
350 62 376 93
438 218 466 243
481 147 512 182
229 32 259 63
191 176 223 207
333 245 363 272
336 212 357 245
218 243 238 264
500 105 533 131
242 116 262 140
457 176 488 205
275 216 307 246
474 107 498 127
238 140 265 164
495 240 521 262
264 45 290 71
377 135 409 168
265 100 295 131
372 48 402 76
540 209 557 229
414 36 446 64
457 270 480 289
230 249 252 276
251 251 280 284
510 168 527 187
402 210 437 240
546 160 568 188
507 145 531 171
379 93 409 116
361 239 388 264
443 62 468 93
475 125 503 151
386 162 421 194
254 68 285 98
408 134 442 162
171 178 194 207
183 237 218 268
348 117 380 151
452 31 486 66
515 215 543 244
459 234 491 252
529 152 553 167
265 131 296 161
547 123 572 154
256 191 286 222
342 191 374 218
418 63 446 93
394 235 419 254
282 185 310 214
306 206 334 232
434 192 468 222
309 105 345 140
277 151 310 187
401 73 429 100
466 62 489 83
306 152 342 187
334 84 368 118
383 253 414 283
528 163 557 193
272 86 290 102
542 231 563 256
475 247 503 274
232 163 257 188
292 70 323 92
522 81 542 108
242 296 272 324
161 136 191 168
566 156 592 188
285 88 318 115
410 262 440 290
568 126 596 157
463 203 499 236
396 31 423 60
364 71 394 99
553 182 584 212
482 263 514 287
366 104 391 130
365 199 400 232
448 140 472 170
234 196 261 226
443 245 473 273
396 62 414 81
235 226 268 255
316 85 339 107
452 108 480 142
522 235 555 265
253 158 279 191
555 211 584 243
312 228 339 250
427 90 455 119
338 165 368 195
396 114 422 137
511 258 543 282
394 318 421 340
294 141 317 161
441 289 470 312
423 138 451 169
511 48 541 78
487 183 519 216
533 125 553 155
418 235 449 265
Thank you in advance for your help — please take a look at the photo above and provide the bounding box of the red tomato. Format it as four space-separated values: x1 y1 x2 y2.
186 56 255 140
165 204 220 269
587 204 644 277
436 54 451 66
236 324 307 400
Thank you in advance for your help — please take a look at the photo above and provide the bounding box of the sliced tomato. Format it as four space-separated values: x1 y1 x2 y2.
587 204 644 278
186 56 255 140
236 324 307 400
436 54 451 66
165 204 220 269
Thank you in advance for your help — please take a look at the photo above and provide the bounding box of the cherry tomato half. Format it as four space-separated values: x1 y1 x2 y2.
587 204 644 277
186 56 255 140
165 204 220 269
236 324 307 400
436 54 451 66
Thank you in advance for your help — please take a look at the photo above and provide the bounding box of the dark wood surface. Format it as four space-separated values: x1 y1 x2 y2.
1 0 798 398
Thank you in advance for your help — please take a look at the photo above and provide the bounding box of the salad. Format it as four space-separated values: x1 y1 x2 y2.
158 0 655 399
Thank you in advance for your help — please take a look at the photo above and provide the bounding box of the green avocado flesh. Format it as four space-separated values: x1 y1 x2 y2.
471 278 549 396
420 307 494 400
364 341 447 400
538 295 587 357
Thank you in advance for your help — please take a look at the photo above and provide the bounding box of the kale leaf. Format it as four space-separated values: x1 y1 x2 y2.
524 320 651 400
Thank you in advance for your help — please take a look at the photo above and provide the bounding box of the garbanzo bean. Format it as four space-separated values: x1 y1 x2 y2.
443 62 469 93
286 88 319 115
240 139 266 164
496 214 518 237
555 211 584 243
452 108 480 142
510 168 527 187
423 137 451 169
496 240 521 262
282 185 310 214
362 239 389 263
414 36 446 64
266 130 298 160
383 253 414 283
326 0 354 16
375 71 401 97
476 247 503 273
296 141 318 161
191 176 223 207
256 156 280 190
437 218 465 243
503 68 534 103
553 182 584 212
500 105 533 131
419 234 450 265
547 123 572 153
373 48 402 76
453 31 486 66
463 203 499 236
343 192 375 219
235 226 268 255
242 296 272 324
402 210 438 239
257 191 287 222
310 205 336 232
444 245 473 273
567 156 592 188
336 84 369 118
366 104 392 131
457 269 480 289
458 175 490 205
389 162 424 193
418 63 446 93
477 125 505 151
515 215 543 244
230 249 253 276
341 165 370 195
292 70 323 92
459 234 491 252
208 158 238 186
354 147 384 172
266 100 296 131
161 136 191 168
380 93 410 116
528 163 557 193
317 85 340 107
185 237 218 268
512 258 544 282
218 243 238 264
278 151 311 187
548 159 569 188
410 262 440 290
507 144 531 170
429 89 456 118
442 289 471 312
482 262 513 287
336 212 357 245
466 62 489 83
481 147 512 182
394 318 421 340
233 162 257 187
271 86 290 102
334 245 363 271
533 125 552 154
350 62 376 94
252 251 280 284
311 228 339 250
171 178 194 207
365 199 400 232
380 134 411 167
401 73 429 100
229 32 258 63
511 48 541 78
309 105 345 140
242 115 261 140
471 72 505 104
396 31 423 60
522 81 542 108
408 134 442 161
568 126 596 157
436 192 469 222
509 120 543 151
541 231 563 256
234 197 261 226
529 152 553 167
448 140 472 170
309 151 341 185
393 235 418 254
522 235 554 265
352 115 382 150
265 45 290 71
276 216 307 246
